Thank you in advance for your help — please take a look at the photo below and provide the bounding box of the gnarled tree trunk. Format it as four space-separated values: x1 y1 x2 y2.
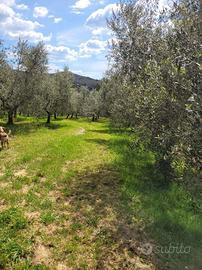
46 111 51 124
7 111 14 125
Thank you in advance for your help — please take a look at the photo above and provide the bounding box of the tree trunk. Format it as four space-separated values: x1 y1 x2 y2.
46 112 51 124
66 114 70 119
54 112 57 120
7 111 14 125
92 114 95 122
14 109 17 119
70 113 74 119
76 113 78 119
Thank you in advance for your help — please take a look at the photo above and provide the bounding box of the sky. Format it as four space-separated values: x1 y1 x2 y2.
0 0 120 79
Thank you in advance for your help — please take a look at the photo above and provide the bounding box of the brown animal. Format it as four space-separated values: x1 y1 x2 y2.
0 128 11 149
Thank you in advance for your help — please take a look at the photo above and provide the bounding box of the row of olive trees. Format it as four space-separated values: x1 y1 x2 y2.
0 40 48 124
21 66 77 124
99 0 201 175
0 39 103 124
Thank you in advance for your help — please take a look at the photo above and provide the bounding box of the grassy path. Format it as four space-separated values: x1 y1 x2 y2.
0 118 201 269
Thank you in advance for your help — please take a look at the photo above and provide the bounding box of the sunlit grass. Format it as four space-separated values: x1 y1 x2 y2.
0 116 201 269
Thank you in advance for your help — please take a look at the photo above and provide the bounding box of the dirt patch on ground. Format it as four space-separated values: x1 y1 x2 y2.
44 224 58 235
48 190 63 203
20 184 32 194
14 169 28 177
32 244 52 265
56 263 68 270
63 168 155 270
0 182 9 188
25 211 41 221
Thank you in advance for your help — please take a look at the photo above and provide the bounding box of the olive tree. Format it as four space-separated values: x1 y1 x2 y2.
53 67 75 119
105 0 201 176
0 40 48 124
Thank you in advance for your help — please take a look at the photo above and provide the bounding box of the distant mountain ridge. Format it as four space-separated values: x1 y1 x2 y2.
50 71 100 90
71 73 100 90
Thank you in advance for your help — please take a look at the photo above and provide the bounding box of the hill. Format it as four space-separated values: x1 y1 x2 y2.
71 72 100 90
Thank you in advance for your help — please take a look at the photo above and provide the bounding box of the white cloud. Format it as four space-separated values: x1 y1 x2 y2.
0 0 15 6
56 27 89 46
53 17 62 23
0 3 15 19
16 3 28 10
6 18 41 32
48 63 63 73
86 4 116 38
89 26 112 38
48 14 62 23
86 3 119 27
33 6 48 18
46 44 78 62
91 27 106 36
72 0 91 13
79 39 107 58
46 37 107 63
8 31 51 41
99 0 106 5
0 1 28 11
0 2 51 42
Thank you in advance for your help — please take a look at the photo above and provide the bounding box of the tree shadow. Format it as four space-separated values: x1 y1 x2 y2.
81 133 202 269
89 128 123 135
0 121 69 136
63 166 151 269
85 138 110 146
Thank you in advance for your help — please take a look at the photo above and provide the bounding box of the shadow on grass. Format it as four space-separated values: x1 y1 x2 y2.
89 128 126 135
0 121 69 136
85 138 110 146
63 165 148 269
82 132 202 269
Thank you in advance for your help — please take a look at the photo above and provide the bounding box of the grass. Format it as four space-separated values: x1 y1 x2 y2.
0 116 201 269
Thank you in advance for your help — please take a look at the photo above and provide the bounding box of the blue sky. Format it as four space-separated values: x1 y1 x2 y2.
0 0 119 79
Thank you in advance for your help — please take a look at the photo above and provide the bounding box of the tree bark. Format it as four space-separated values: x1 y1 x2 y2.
7 111 14 125
66 114 70 119
70 113 74 119
54 112 57 120
46 112 51 124
14 109 17 119
92 114 95 122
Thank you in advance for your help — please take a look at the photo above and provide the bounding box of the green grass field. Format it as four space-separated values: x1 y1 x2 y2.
0 117 201 270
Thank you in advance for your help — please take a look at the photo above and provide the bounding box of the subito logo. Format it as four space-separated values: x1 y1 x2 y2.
140 243 153 255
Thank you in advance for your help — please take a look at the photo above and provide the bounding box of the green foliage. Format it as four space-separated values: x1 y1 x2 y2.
0 40 48 124
104 0 201 176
